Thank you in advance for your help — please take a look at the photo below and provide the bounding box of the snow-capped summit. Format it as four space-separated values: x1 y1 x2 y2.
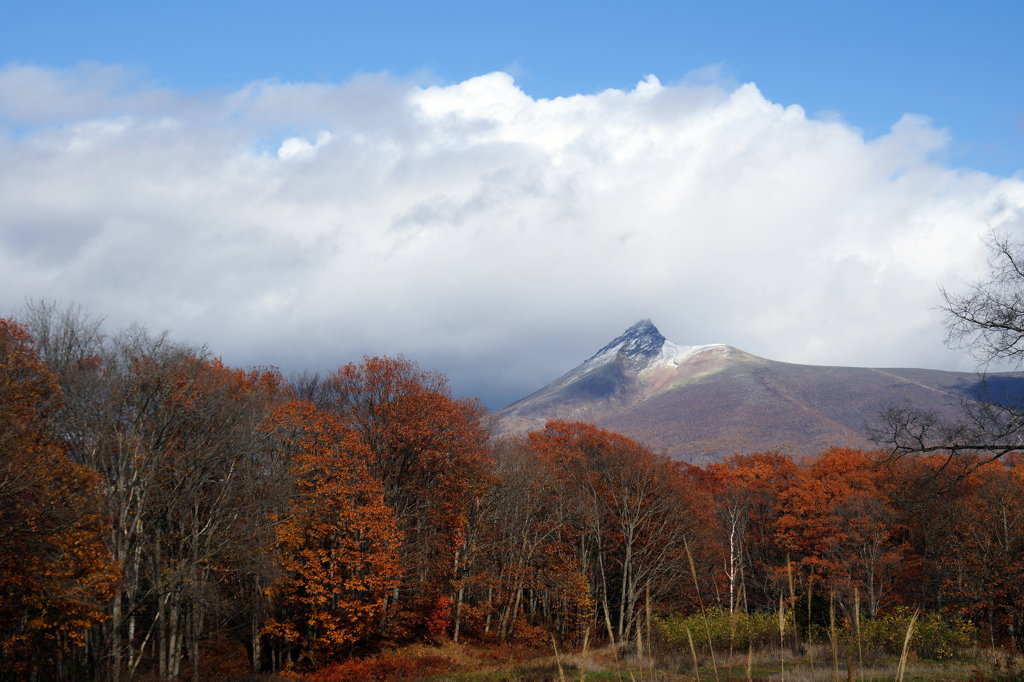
498 320 737 433
579 319 724 375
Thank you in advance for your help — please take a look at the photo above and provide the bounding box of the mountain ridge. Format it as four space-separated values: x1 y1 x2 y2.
495 320 1024 463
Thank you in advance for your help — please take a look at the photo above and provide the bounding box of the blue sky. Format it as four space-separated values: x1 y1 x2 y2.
1 1 1023 406
3 1 1022 175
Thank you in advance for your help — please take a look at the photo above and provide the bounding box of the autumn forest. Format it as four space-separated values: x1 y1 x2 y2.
2 303 1023 681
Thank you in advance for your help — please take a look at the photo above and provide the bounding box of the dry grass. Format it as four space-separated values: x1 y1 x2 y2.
408 642 1012 681
226 639 1019 681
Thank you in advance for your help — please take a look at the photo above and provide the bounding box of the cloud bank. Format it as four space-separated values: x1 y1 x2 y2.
1 65 1022 407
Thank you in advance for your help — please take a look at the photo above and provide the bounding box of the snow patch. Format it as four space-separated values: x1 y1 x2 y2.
643 342 725 372
569 337 725 383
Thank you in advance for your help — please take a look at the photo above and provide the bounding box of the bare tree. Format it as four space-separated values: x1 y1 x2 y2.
871 232 1024 472
943 232 1024 366
19 301 288 680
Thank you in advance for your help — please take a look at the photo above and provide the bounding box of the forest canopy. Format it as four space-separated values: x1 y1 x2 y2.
1 302 1023 680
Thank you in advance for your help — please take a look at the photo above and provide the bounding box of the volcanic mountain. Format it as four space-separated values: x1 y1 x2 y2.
495 320 1024 463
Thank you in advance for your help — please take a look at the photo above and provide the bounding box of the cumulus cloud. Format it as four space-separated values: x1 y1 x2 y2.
1 66 1022 407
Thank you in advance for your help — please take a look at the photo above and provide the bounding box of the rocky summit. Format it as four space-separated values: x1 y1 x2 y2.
590 319 667 369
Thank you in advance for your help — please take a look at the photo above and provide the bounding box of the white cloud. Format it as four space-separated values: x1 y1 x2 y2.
0 65 1021 406
277 130 333 160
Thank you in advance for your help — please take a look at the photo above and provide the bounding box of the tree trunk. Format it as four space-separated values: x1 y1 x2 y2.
110 592 122 682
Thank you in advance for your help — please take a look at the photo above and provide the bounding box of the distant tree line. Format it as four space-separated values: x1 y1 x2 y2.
1 301 1023 680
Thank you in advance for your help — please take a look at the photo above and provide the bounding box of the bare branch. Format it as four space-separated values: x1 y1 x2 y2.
942 232 1024 367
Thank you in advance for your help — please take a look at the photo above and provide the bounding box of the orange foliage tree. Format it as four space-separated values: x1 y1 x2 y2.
702 452 798 613
526 421 696 646
264 400 402 669
0 318 118 679
453 436 595 645
304 356 493 639
939 457 1024 648
776 448 912 616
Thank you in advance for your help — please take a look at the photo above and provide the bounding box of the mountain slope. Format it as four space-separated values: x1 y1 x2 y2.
495 320 1024 463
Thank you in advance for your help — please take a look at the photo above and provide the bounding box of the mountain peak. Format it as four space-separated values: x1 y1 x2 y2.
589 319 667 367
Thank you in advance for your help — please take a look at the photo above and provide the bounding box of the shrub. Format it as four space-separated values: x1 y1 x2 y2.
860 608 975 661
656 608 788 654
657 606 975 663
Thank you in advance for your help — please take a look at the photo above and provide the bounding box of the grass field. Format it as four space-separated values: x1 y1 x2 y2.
267 640 1022 681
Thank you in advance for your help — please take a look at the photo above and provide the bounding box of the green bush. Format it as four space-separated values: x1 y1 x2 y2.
859 608 975 661
656 606 975 662
656 608 789 654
